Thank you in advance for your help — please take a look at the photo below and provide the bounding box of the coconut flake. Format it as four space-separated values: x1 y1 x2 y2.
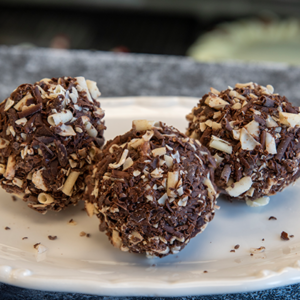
109 149 129 169
213 111 222 119
205 94 229 110
266 115 278 128
229 90 246 100
132 120 158 131
164 155 173 168
199 123 206 132
244 120 260 138
240 128 260 151
226 176 253 197
213 153 224 166
133 170 141 177
279 112 300 128
123 157 133 170
209 135 232 154
246 197 270 207
151 147 166 157
231 103 242 110
232 129 240 140
142 130 154 141
171 151 180 163
265 132 277 154
151 168 164 178
167 171 179 197
4 98 15 111
158 193 168 205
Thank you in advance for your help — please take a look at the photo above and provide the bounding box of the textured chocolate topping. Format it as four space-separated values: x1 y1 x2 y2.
186 83 300 205
84 120 218 258
0 76 105 214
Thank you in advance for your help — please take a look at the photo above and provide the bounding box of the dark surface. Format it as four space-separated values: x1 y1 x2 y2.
1 46 300 298
0 4 201 55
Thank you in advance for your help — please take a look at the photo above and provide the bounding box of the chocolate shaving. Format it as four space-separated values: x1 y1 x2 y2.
33 86 42 103
254 115 266 126
275 135 292 161
269 216 277 220
262 97 275 107
18 103 42 118
54 140 68 167
48 235 57 240
220 164 231 183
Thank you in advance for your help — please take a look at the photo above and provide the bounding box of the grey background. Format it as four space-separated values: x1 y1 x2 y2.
1 46 300 299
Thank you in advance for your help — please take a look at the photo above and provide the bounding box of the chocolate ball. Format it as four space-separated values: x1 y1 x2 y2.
84 120 218 258
0 76 105 213
186 82 300 206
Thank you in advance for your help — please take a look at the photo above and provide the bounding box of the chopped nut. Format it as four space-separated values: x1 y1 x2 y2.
80 231 86 237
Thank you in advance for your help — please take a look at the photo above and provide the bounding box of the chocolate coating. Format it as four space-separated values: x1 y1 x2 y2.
0 76 105 213
84 121 217 258
186 83 300 204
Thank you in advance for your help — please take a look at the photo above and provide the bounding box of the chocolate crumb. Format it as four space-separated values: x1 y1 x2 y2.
269 216 277 220
86 233 91 238
80 231 86 237
33 243 40 249
22 237 28 240
234 244 240 250
11 196 17 202
290 235 294 238
203 270 208 273
68 219 77 226
250 246 265 254
250 253 253 256
48 235 57 240
230 250 235 253
262 238 265 241
4 227 10 230
281 231 290 241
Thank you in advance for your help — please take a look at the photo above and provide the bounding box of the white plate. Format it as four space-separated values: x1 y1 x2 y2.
1 97 300 296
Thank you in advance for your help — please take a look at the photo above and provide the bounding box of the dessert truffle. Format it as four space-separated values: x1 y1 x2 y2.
0 76 105 213
186 82 300 206
85 120 218 258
